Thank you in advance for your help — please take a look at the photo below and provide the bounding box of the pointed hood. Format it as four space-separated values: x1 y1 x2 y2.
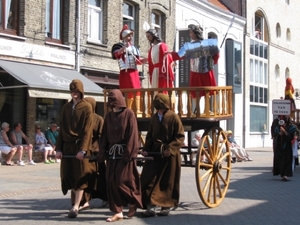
84 97 96 112
153 93 170 110
107 89 127 109
69 79 84 98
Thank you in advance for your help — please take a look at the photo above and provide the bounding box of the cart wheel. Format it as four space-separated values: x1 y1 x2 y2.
195 126 231 208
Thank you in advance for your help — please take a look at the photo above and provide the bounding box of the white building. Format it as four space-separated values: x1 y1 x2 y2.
244 0 300 148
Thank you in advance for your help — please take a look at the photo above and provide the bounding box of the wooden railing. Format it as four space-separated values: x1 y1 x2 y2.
103 86 233 120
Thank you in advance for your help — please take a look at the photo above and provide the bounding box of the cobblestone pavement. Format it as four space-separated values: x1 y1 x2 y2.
1 148 300 225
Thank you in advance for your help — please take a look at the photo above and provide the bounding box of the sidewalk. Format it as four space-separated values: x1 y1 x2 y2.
1 147 300 225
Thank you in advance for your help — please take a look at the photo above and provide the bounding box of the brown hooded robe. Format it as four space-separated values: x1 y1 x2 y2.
83 97 107 202
99 89 142 213
140 93 185 208
56 79 94 195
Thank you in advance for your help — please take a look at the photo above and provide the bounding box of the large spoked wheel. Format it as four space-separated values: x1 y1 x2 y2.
195 126 231 208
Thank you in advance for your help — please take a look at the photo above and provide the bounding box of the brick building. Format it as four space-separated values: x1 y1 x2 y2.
0 0 176 162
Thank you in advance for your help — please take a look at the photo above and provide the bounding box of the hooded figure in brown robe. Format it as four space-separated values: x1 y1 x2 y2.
79 97 107 208
99 89 142 222
56 79 94 218
140 93 185 217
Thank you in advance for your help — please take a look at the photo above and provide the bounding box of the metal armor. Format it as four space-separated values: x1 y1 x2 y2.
177 39 219 73
112 42 140 71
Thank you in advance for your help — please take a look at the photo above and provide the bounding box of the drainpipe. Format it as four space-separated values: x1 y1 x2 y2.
76 0 81 72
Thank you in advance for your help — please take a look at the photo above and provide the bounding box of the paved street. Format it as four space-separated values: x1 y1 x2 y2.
1 147 300 225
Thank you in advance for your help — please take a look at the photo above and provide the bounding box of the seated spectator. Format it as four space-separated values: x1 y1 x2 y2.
227 130 252 161
192 132 201 147
0 122 17 165
45 122 60 163
10 122 36 166
35 125 55 164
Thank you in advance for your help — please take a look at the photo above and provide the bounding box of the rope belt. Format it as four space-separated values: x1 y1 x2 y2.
109 144 124 159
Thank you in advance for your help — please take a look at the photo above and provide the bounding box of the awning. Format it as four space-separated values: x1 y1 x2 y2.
0 59 104 102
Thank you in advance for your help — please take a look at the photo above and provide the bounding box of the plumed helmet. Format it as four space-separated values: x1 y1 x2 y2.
119 24 133 40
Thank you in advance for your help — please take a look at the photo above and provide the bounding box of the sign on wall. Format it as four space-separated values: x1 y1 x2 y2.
178 30 190 87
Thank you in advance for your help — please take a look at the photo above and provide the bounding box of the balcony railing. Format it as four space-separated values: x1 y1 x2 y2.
103 86 233 120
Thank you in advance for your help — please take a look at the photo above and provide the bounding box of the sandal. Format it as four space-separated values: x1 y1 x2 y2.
68 208 78 218
126 204 137 218
5 162 14 166
141 209 156 217
106 214 123 222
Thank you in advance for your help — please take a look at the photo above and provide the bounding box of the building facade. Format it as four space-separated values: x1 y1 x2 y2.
243 0 300 147
0 0 176 149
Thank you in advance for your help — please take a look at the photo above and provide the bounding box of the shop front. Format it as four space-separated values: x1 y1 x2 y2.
0 59 103 143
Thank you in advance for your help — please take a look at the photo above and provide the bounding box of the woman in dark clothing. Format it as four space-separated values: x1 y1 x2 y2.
273 115 298 181
99 89 142 222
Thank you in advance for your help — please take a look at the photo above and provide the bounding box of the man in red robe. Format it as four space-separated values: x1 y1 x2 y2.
145 29 174 91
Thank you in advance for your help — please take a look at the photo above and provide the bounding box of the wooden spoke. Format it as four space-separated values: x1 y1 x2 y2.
195 126 231 208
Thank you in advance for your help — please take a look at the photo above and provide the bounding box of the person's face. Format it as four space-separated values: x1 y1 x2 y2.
4 125 10 132
36 127 41 133
146 33 154 43
51 124 57 130
15 123 22 131
124 34 133 43
189 29 196 40
71 90 81 100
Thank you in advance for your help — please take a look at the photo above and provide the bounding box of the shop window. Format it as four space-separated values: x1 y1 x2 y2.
36 98 65 131
0 0 19 35
45 0 63 43
88 0 103 44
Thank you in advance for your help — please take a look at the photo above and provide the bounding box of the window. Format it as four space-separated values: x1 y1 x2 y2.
88 0 103 43
250 12 269 132
275 64 280 82
151 11 161 38
253 11 268 42
286 28 291 43
123 2 135 37
46 0 63 43
285 68 290 79
276 23 281 39
0 0 18 35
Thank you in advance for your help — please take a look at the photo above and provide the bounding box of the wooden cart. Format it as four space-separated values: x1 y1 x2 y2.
103 86 233 208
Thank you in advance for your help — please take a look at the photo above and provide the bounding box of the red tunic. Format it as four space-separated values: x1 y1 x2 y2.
114 48 141 99
148 42 174 92
172 52 219 98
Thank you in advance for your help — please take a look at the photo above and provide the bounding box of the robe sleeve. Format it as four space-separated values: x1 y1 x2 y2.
166 115 185 156
99 116 110 162
144 119 154 152
79 103 93 152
